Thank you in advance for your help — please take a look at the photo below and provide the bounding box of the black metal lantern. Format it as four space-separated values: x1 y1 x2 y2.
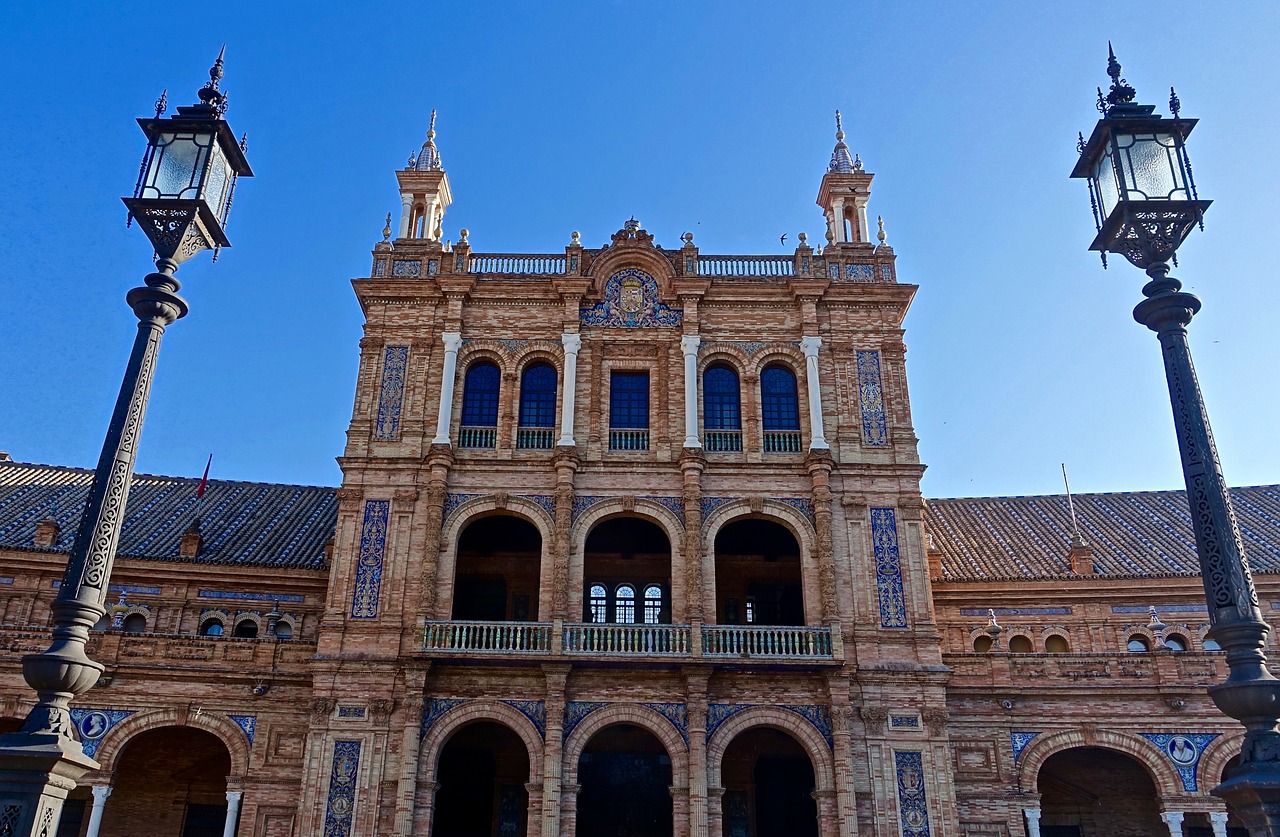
123 48 253 264
1070 46 1209 268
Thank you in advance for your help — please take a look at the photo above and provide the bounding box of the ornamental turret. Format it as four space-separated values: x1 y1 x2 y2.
396 110 453 241
816 110 875 246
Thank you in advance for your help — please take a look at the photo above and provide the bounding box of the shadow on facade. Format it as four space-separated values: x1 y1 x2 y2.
721 726 817 837
453 514 543 621
583 517 671 624
577 723 674 837
715 518 804 626
434 721 530 837
99 726 232 837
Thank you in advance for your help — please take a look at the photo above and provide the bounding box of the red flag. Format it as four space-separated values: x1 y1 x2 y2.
196 455 212 500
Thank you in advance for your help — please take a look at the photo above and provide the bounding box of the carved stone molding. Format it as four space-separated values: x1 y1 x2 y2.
393 488 420 504
369 698 394 724
310 697 335 722
748 496 765 514
336 487 363 503
860 706 888 735
923 707 949 737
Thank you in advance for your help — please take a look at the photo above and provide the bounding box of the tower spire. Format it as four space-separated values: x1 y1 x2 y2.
828 110 857 174
415 109 443 172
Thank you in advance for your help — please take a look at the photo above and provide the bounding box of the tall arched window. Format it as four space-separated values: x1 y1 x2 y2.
589 585 608 623
761 365 801 453
518 362 557 449
643 585 663 624
460 361 500 448
703 365 742 452
615 585 636 623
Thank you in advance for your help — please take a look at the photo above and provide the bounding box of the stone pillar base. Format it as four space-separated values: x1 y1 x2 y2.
1216 769 1280 837
0 735 99 837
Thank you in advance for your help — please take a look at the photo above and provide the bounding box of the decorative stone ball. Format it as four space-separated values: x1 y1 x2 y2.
459 228 469 241
798 232 807 244
682 232 694 244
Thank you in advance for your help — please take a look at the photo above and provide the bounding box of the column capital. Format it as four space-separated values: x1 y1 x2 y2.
91 785 112 801
680 334 701 355
226 790 243 803
1160 811 1185 837
800 335 822 356
441 331 463 352
561 332 582 353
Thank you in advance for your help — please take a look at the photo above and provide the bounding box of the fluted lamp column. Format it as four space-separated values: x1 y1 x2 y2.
1071 46 1280 836
0 51 251 837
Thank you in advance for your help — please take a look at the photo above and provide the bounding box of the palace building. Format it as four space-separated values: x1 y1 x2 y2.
2 115 1278 837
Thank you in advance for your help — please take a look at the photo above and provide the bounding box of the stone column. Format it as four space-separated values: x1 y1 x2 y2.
222 790 243 837
423 196 438 240
559 783 580 837
671 786 691 837
1209 811 1229 837
558 334 582 446
399 194 413 239
84 785 111 837
854 197 870 243
686 670 710 837
416 781 439 835
681 335 701 448
393 692 427 834
832 198 847 243
1161 811 1186 837
542 665 569 837
1023 806 1042 837
800 337 829 450
525 782 544 837
707 787 725 837
432 332 463 444
813 788 839 837
827 698 858 837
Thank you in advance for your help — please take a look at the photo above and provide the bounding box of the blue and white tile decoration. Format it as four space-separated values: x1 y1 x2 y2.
516 494 557 519
374 346 409 441
783 705 834 748
56 582 162 596
828 262 840 280
569 255 580 273
1139 732 1221 791
1112 604 1208 614
502 700 547 738
700 496 739 523
643 702 689 744
337 706 366 719
844 263 875 283
373 258 387 277
889 714 921 730
872 508 908 628
443 493 483 522
70 709 134 757
564 701 608 740
1010 731 1041 762
323 740 362 837
894 750 931 837
961 607 1070 617
706 703 753 740
420 698 466 739
571 496 611 525
856 351 889 447
427 259 439 276
770 497 816 528
350 500 389 619
391 259 421 277
650 496 685 524
880 263 893 282
229 714 257 744
685 256 696 274
199 590 305 603
580 268 682 329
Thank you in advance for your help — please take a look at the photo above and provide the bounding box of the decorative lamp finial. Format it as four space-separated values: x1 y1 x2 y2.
428 108 437 139
853 153 863 171
459 228 469 243
682 231 694 245
415 110 444 171
798 231 807 244
624 216 641 233
382 213 392 242
835 109 844 140
1169 86 1181 118
1148 605 1168 637
154 89 168 118
1103 42 1137 111
197 45 229 113
876 215 887 245
828 109 856 174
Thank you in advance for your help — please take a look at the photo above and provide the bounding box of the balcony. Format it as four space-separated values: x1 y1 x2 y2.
608 428 649 451
704 429 743 453
762 430 802 453
419 621 838 663
516 427 555 450
458 425 498 448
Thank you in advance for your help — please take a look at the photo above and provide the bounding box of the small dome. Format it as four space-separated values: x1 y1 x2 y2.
415 109 444 172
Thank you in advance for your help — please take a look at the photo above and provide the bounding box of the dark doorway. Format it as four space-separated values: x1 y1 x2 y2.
99 726 230 837
577 724 673 837
182 803 228 837
454 515 542 621
54 797 86 837
721 726 817 837
433 721 530 837
715 519 805 626
1038 747 1162 836
582 518 672 624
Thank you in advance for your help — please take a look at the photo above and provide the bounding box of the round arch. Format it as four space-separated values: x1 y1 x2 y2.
1017 729 1182 797
561 703 689 789
697 348 748 377
747 348 806 381
93 708 250 779
436 499 555 621
513 347 564 377
702 502 820 625
706 706 834 792
419 699 545 785
1199 730 1244 791
585 248 678 298
569 501 685 622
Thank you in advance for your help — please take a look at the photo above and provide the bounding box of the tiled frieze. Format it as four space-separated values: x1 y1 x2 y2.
373 346 409 441
1138 732 1221 791
350 500 389 619
856 350 889 447
322 740 362 837
893 749 931 837
872 508 908 628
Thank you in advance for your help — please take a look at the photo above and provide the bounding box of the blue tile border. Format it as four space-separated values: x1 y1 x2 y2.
706 703 753 740
961 607 1070 617
323 740 362 837
894 750 931 836
502 699 547 739
872 508 908 628
643 702 689 744
1010 731 1040 762
69 708 134 757
420 698 466 739
199 590 305 603
374 346 409 441
350 500 389 619
564 701 608 740
856 351 889 447
228 714 257 745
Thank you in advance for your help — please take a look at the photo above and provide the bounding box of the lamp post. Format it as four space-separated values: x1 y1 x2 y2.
0 51 251 836
1072 46 1280 835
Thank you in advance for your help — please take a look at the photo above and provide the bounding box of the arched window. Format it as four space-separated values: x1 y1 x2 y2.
703 365 742 452
234 619 260 639
615 585 636 624
121 613 146 634
761 365 801 453
199 618 224 637
518 363 557 449
273 621 294 640
973 635 994 652
1164 633 1188 652
1127 635 1150 652
1203 636 1222 651
1045 635 1070 653
589 585 608 624
460 361 501 448
643 585 663 624
1008 635 1032 653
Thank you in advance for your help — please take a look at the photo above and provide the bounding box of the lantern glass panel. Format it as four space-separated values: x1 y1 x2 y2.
1115 131 1187 201
204 142 232 221
1092 144 1120 219
141 131 214 201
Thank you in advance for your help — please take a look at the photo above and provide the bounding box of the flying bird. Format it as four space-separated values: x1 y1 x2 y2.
780 234 788 246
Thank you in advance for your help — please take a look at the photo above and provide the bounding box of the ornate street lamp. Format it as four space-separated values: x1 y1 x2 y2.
1072 47 1280 835
0 51 251 836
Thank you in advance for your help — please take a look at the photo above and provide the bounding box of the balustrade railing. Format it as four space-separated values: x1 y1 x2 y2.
516 427 556 449
422 620 552 653
762 430 802 453
564 623 691 655
469 254 567 275
458 425 498 448
608 428 650 451
703 625 834 658
704 429 743 453
697 256 794 277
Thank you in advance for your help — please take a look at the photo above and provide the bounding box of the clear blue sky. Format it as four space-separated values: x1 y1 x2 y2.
3 2 1277 499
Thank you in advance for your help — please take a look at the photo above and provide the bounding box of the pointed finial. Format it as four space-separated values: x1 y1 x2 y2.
835 109 844 140
828 110 857 174
876 215 887 245
239 132 248 153
197 45 229 113
1103 43 1137 110
1077 131 1087 155
382 213 392 241
407 150 417 169
1169 86 1181 118
414 110 443 171
428 109 437 138
853 153 863 171
154 89 168 118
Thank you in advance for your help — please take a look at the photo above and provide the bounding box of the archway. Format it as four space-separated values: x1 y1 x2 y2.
714 518 804 626
99 726 232 837
721 726 818 837
577 723 674 837
433 721 531 837
453 514 543 621
1203 756 1251 837
582 518 671 624
1037 746 1162 836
